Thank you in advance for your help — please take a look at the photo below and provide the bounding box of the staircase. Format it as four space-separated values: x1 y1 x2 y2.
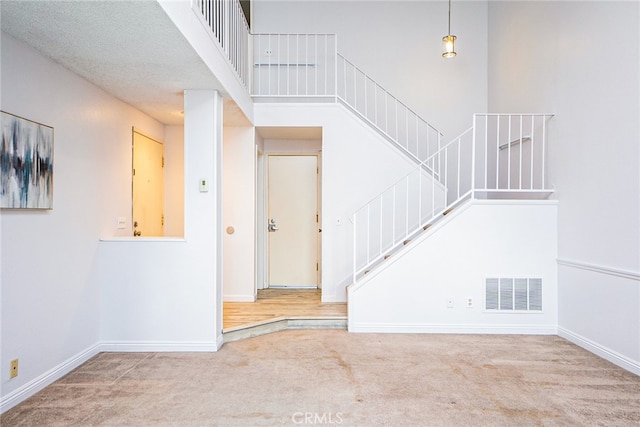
352 113 554 282
193 2 555 293
248 33 555 285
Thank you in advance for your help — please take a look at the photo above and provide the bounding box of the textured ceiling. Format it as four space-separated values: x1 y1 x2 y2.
1 0 249 126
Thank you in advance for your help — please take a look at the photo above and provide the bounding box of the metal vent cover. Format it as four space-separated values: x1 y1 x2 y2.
485 278 542 311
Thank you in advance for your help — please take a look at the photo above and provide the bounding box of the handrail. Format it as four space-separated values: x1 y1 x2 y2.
248 33 443 163
354 130 468 212
351 127 473 281
337 53 443 162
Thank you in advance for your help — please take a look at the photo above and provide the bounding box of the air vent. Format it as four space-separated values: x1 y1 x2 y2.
485 278 542 312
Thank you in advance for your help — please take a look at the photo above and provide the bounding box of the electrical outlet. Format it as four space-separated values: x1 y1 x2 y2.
447 297 454 308
9 359 18 379
467 298 473 308
265 49 273 56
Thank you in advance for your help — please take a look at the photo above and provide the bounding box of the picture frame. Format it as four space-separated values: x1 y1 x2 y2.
1 111 54 209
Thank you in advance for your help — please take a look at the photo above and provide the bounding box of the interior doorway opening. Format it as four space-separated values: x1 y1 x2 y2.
256 127 322 294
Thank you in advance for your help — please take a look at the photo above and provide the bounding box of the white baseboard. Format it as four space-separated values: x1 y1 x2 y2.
98 340 221 353
558 327 640 376
348 322 558 335
0 343 102 414
223 294 256 302
0 339 223 414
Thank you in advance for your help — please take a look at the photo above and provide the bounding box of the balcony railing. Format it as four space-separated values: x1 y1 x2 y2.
193 0 250 89
191 5 443 161
252 33 337 98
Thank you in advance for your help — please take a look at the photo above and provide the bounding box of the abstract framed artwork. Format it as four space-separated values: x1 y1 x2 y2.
1 111 54 209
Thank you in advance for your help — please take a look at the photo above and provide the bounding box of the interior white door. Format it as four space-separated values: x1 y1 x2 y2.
133 130 164 237
268 155 319 287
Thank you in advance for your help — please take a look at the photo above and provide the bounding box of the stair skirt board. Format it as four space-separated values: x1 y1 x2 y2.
223 317 348 343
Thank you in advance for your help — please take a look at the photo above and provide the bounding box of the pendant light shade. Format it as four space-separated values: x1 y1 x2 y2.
442 0 457 58
442 35 457 58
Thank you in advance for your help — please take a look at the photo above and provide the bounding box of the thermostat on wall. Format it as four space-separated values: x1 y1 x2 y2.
199 179 209 192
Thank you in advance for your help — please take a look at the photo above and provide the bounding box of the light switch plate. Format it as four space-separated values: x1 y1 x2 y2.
199 179 209 192
116 217 126 229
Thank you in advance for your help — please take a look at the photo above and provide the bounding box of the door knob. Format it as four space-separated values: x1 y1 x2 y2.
268 218 279 232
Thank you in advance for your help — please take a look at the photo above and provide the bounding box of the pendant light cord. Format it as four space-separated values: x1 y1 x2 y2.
448 0 452 35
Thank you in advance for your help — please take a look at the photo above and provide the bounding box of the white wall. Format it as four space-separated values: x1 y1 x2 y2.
254 103 422 301
252 0 489 139
255 132 266 289
488 1 640 373
223 126 256 301
99 90 223 349
349 201 559 334
0 33 165 407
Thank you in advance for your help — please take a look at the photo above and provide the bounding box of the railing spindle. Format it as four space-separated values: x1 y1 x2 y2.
496 115 500 189
530 115 535 189
519 114 523 190
507 114 512 190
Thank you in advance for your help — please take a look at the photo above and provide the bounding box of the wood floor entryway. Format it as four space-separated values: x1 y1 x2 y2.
223 288 347 332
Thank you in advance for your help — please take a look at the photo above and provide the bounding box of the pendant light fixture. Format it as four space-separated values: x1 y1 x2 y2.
442 0 457 58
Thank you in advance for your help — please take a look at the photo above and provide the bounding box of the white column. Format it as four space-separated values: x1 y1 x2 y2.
184 89 224 345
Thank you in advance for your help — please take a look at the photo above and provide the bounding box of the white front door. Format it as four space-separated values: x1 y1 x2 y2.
267 155 319 288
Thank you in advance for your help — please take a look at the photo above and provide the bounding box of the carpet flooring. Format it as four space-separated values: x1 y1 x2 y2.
2 331 639 426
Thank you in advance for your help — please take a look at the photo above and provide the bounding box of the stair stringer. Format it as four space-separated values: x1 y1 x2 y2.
347 199 559 334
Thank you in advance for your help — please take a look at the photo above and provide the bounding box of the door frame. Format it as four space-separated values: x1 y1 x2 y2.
256 146 266 290
263 152 321 289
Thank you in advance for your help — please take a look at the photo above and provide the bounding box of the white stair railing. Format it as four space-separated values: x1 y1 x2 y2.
352 114 554 283
251 33 337 98
352 128 473 280
336 54 442 163
191 12 443 162
193 0 251 89
473 114 554 195
250 34 443 162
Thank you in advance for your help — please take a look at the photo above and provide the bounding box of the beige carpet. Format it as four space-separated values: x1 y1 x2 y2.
2 330 639 426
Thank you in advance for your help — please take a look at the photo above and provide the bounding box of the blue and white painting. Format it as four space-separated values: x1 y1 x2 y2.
1 112 54 209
